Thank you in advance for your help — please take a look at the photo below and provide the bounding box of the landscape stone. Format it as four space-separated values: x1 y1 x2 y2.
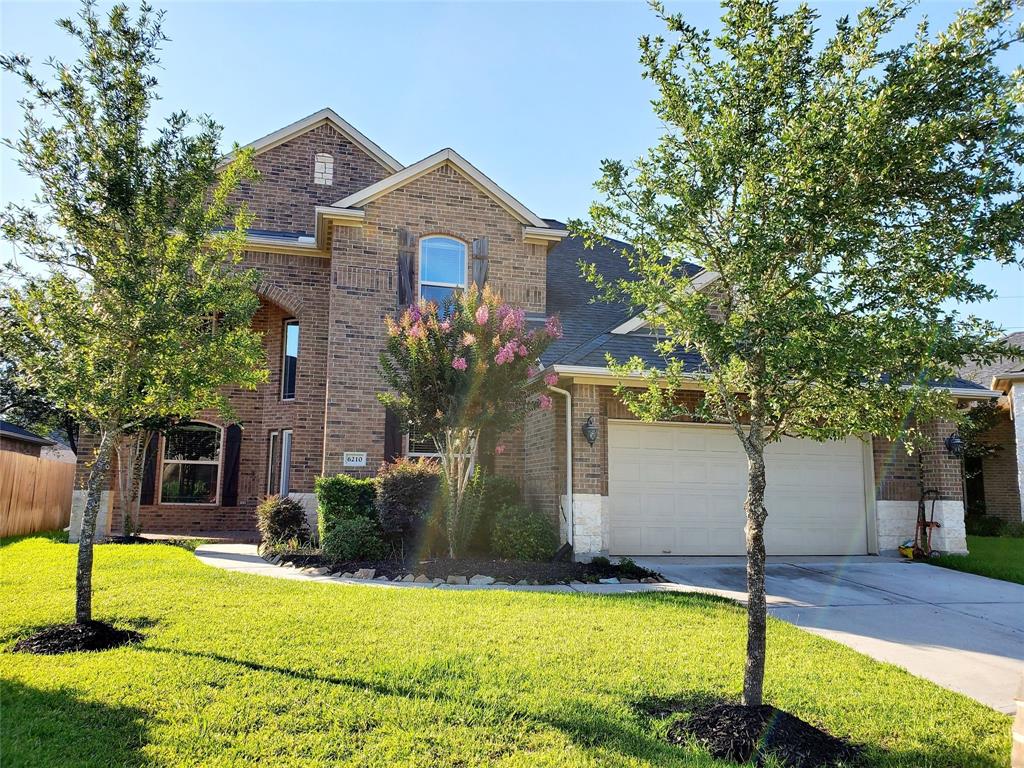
312 567 331 576
642 577 659 584
340 572 354 579
432 577 445 584
599 578 620 585
516 579 530 585
469 575 495 585
401 574 416 582
621 578 639 584
353 568 376 580
414 575 431 583
446 575 469 585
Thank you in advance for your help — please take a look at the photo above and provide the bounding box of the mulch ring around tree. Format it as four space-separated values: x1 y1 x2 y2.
12 621 143 655
667 702 863 768
278 552 663 585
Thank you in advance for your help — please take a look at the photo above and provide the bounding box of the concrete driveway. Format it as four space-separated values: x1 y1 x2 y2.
634 555 1024 713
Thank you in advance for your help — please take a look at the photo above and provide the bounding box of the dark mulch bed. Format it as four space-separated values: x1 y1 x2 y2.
667 702 863 768
12 621 143 655
278 551 663 584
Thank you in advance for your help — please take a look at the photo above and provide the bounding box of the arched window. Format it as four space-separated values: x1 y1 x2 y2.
160 422 222 505
419 236 466 306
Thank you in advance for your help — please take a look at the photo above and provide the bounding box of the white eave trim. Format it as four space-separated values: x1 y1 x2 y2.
523 226 569 243
942 386 1003 399
219 108 403 173
992 371 1024 390
333 148 548 228
610 270 721 334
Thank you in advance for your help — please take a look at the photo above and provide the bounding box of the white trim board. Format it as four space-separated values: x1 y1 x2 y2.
333 148 549 228
219 108 403 173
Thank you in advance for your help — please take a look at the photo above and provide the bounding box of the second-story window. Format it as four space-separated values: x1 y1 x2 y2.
282 319 299 400
419 236 466 307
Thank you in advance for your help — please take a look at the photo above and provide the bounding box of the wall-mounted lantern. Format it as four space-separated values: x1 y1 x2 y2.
944 433 966 458
582 416 599 446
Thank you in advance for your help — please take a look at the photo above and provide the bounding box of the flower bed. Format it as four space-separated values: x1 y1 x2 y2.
271 551 664 585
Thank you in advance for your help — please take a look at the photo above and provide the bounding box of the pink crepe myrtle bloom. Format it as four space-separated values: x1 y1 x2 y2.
408 322 427 340
543 371 559 386
475 305 489 325
440 318 452 332
409 304 422 323
494 443 506 455
527 366 538 378
517 343 528 357
462 332 476 347
537 394 553 411
501 307 526 332
545 316 562 339
452 357 468 371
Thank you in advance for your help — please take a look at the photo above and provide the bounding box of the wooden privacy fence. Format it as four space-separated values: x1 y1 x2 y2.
0 451 75 537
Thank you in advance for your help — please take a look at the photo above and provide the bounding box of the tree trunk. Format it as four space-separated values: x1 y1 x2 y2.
76 426 119 624
742 445 768 706
127 433 147 535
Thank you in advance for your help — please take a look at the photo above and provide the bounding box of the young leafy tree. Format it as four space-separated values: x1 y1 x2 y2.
1 1 267 626
574 0 1022 706
378 287 561 555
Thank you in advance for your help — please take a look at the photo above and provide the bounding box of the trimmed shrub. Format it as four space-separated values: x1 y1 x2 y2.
490 503 558 561
256 495 309 547
321 516 387 561
1003 521 1024 538
466 473 522 553
965 514 1006 537
375 459 441 555
315 474 376 545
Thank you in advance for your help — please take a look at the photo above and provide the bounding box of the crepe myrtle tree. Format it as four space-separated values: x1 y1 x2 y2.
0 1 268 626
573 0 1023 707
378 286 561 555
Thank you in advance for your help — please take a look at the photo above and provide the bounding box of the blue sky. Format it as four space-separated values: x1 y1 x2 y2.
2 0 1021 331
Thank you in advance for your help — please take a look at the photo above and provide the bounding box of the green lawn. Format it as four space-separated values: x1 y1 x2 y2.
0 535 1010 767
930 535 1024 584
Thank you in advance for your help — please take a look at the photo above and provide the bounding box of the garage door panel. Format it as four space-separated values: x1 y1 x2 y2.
608 423 868 556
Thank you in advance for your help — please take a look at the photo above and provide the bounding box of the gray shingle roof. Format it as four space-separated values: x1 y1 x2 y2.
958 332 1024 387
0 420 55 446
542 230 998 396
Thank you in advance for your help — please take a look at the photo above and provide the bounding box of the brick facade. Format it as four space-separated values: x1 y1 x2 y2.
976 409 1022 522
229 123 391 235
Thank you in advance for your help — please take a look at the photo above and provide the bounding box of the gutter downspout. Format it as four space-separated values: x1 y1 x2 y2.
547 385 573 550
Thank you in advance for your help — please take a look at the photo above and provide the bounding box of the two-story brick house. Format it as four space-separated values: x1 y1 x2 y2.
72 108 1000 557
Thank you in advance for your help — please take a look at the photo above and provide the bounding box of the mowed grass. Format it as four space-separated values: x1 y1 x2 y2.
930 535 1024 584
0 536 1011 768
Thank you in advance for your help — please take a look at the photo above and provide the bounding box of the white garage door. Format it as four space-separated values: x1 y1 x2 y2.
608 422 868 556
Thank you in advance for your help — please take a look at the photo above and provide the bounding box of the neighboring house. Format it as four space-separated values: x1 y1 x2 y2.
72 108 1001 555
960 333 1024 524
1 420 55 458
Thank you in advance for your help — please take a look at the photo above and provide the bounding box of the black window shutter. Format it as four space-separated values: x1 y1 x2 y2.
397 227 415 306
221 424 243 507
139 431 159 506
472 237 489 289
383 409 402 463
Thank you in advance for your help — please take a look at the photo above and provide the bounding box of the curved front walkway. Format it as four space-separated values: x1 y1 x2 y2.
194 542 697 595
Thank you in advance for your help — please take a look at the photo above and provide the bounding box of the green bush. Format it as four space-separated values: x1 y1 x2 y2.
321 516 387 561
1003 521 1024 538
375 459 441 554
465 473 522 553
965 514 1006 537
315 474 377 544
490 503 558 561
256 495 309 547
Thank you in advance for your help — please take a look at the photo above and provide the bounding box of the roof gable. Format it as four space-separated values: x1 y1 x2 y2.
220 108 402 174
333 148 548 228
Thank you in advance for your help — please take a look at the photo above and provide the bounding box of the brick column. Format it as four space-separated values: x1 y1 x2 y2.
917 415 968 553
569 383 608 555
1012 382 1024 522
323 225 396 478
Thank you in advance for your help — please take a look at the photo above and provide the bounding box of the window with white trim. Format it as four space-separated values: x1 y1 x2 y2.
313 153 333 186
280 429 293 495
418 236 466 307
405 426 439 458
281 319 299 401
160 422 221 504
266 431 280 495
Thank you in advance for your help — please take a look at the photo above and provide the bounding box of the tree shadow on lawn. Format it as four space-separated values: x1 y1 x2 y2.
0 678 149 768
143 645 690 765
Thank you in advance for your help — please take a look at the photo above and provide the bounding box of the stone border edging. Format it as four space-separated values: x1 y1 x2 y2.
194 542 691 594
